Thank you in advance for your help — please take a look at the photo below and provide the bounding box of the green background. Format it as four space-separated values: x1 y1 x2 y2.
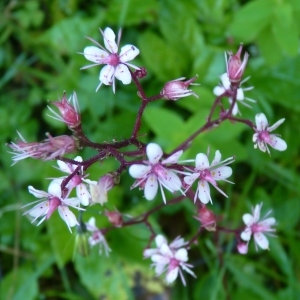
1 0 299 299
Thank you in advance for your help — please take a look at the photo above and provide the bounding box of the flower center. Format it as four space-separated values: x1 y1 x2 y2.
104 53 120 66
200 169 217 186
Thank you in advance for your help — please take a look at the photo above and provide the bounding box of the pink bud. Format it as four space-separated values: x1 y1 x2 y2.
226 44 249 83
237 242 248 255
161 76 199 100
194 205 216 231
105 210 123 227
50 92 81 128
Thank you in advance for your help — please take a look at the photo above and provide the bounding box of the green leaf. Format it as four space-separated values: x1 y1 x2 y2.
229 0 274 42
272 2 299 56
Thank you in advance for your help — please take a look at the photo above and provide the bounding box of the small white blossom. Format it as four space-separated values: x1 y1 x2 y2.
253 113 287 154
129 143 183 203
81 27 140 93
241 203 276 251
184 150 234 204
213 73 255 115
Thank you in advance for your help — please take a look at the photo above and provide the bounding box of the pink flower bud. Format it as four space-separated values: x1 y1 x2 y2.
8 132 77 164
161 76 199 100
105 210 123 227
226 44 249 83
194 205 216 231
237 242 248 255
49 92 81 129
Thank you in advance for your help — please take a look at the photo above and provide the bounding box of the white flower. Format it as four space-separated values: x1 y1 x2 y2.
253 113 287 154
24 179 82 232
144 235 196 286
86 217 111 256
240 203 276 251
81 27 140 93
213 73 255 115
57 156 91 206
129 143 183 203
184 150 234 204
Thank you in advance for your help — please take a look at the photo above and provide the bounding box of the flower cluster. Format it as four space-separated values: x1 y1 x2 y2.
8 27 287 286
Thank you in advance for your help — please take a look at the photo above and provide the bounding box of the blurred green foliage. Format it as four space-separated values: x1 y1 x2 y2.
1 0 300 299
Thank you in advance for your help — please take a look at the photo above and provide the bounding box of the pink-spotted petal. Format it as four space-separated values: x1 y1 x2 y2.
211 166 232 180
114 64 131 84
269 135 287 151
195 153 209 170
146 143 163 164
158 170 182 192
103 27 118 53
129 164 151 178
267 118 285 132
184 173 199 186
144 174 158 200
211 150 221 165
255 113 268 131
27 200 49 218
76 184 90 206
254 232 269 249
58 206 78 231
83 46 108 63
99 65 115 85
119 44 140 62
57 160 71 173
162 150 183 164
197 180 212 204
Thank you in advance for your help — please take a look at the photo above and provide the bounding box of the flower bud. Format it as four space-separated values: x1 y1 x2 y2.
237 242 248 255
105 210 123 227
226 44 249 83
194 205 216 231
49 92 81 129
161 76 199 100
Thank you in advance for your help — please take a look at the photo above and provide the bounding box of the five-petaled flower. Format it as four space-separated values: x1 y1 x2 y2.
240 203 276 251
253 113 287 154
213 73 255 115
184 150 234 204
24 179 82 232
56 156 92 206
86 217 111 256
81 27 140 93
129 143 183 203
144 234 196 286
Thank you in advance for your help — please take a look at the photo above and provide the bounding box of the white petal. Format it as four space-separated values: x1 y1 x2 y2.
144 174 158 200
63 197 81 207
162 150 183 164
254 232 269 250
166 267 179 284
220 73 231 89
57 160 71 173
211 166 232 180
170 236 187 249
146 143 163 164
83 46 108 63
184 173 199 186
144 248 157 258
253 204 262 222
155 235 167 248
241 227 252 241
114 64 131 84
231 101 239 116
236 88 244 100
74 156 83 163
87 216 96 228
211 150 221 165
76 184 90 206
213 86 225 96
160 244 173 257
58 206 78 229
260 217 276 227
242 213 254 226
158 170 182 192
197 181 212 204
269 135 287 151
28 186 48 198
103 27 118 53
99 65 115 85
255 113 268 131
27 201 49 218
151 253 170 265
48 179 63 198
195 153 209 170
119 45 140 62
174 248 188 262
129 164 151 178
267 118 285 132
